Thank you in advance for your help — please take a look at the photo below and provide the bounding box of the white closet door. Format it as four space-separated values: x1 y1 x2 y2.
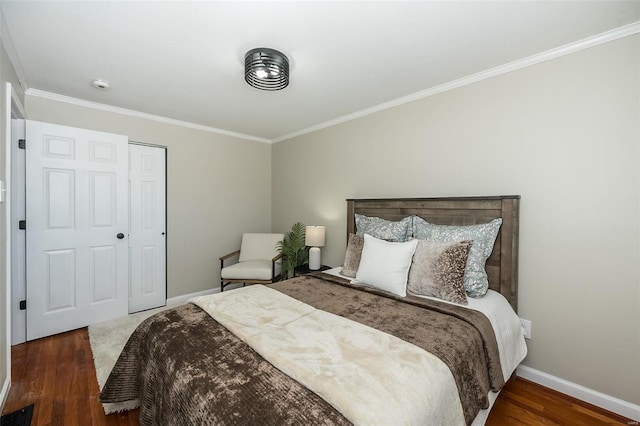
128 144 166 313
26 120 129 340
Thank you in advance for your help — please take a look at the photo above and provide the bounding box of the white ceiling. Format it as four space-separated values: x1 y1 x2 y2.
2 1 639 142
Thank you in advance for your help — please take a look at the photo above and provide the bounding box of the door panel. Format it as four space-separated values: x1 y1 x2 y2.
128 144 166 313
90 245 117 302
43 134 75 158
26 120 129 340
45 248 76 311
45 168 75 228
90 172 116 227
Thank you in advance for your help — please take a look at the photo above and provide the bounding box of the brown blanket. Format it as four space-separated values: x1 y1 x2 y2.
101 274 503 425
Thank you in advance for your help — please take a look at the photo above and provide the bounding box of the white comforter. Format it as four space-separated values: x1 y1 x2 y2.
323 267 528 426
324 267 528 382
191 285 467 425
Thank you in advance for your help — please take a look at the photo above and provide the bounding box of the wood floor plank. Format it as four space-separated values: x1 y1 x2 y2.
488 400 564 426
487 378 632 426
2 328 635 426
37 337 55 425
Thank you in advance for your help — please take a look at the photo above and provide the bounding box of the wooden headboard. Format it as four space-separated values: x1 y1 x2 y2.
346 196 520 311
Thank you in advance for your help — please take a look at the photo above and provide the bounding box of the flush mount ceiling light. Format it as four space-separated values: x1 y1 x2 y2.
244 48 289 91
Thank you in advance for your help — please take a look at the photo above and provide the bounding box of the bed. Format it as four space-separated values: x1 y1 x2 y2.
100 196 526 425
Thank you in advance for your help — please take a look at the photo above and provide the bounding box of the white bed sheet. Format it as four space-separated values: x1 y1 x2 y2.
322 267 528 425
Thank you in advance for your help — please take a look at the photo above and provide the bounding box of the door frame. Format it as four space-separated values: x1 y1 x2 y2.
3 82 25 407
9 100 25 346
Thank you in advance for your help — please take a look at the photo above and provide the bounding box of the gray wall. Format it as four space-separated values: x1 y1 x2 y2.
26 96 272 299
272 35 640 404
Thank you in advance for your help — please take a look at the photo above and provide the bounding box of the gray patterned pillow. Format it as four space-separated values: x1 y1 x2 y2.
407 240 473 305
355 214 411 242
341 234 364 277
412 217 502 297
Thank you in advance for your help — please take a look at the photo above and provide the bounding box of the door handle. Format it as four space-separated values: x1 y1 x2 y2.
117 233 125 239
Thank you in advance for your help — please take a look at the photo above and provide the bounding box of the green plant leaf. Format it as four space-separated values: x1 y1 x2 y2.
276 222 309 279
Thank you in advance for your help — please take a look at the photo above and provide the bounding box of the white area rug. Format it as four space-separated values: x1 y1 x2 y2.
88 304 175 414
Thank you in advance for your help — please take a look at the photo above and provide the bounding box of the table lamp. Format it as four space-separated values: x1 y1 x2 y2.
305 226 326 270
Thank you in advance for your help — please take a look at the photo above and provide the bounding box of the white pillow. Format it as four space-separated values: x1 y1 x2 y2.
352 234 418 297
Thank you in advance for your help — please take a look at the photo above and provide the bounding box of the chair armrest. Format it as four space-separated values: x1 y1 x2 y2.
220 250 241 261
271 252 283 280
220 250 241 271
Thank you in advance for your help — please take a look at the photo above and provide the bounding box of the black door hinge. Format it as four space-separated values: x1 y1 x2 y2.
19 300 26 310
18 220 26 230
18 139 25 149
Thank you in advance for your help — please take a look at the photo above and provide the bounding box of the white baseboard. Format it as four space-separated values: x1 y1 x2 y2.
517 365 640 421
0 376 10 413
166 284 248 306
166 288 219 306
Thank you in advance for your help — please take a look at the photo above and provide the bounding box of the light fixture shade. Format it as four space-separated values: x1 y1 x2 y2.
305 226 325 247
244 48 289 91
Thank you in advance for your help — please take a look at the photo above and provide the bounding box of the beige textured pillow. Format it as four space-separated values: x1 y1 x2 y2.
341 234 364 277
407 240 473 305
412 216 502 297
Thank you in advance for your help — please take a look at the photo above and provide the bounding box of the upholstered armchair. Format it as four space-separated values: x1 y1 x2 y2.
219 233 284 292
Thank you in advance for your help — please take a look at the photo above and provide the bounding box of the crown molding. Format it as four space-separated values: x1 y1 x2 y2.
25 89 272 144
272 21 640 143
17 20 640 145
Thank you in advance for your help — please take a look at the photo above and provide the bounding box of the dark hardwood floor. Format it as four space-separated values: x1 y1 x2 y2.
2 328 634 425
3 328 138 426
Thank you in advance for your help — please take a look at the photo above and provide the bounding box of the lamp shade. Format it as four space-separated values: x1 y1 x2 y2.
305 226 325 247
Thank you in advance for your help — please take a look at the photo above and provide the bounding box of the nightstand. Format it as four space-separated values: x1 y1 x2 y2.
293 265 331 277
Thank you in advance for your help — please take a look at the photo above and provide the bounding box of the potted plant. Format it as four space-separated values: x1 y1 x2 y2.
276 222 309 280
